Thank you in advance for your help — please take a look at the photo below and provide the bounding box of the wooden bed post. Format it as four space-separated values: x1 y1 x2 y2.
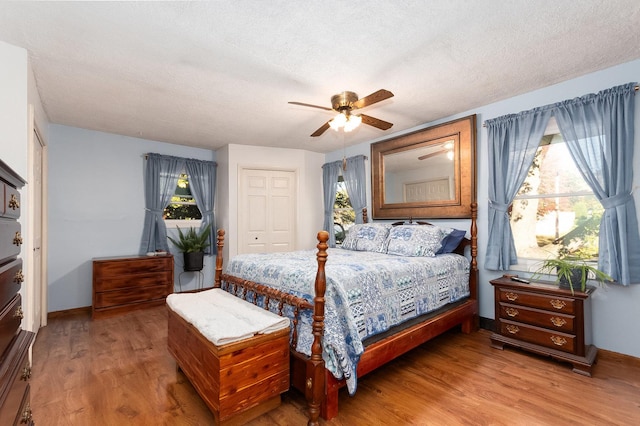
462 202 479 333
214 229 225 289
306 230 328 426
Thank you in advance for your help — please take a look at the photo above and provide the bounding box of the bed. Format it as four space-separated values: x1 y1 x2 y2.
167 204 478 426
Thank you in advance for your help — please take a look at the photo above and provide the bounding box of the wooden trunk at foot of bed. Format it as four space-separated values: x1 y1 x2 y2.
167 308 290 425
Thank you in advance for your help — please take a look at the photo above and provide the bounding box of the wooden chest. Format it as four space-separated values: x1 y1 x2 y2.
167 308 290 425
92 254 174 319
490 276 597 376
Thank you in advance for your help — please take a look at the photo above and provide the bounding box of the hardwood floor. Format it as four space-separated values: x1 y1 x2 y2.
31 306 640 425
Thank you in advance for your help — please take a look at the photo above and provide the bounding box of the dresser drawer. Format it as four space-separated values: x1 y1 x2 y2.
0 295 22 361
499 302 575 333
94 256 172 278
0 338 30 426
498 287 575 314
94 271 172 292
0 259 22 311
95 284 169 308
0 219 21 265
1 185 21 220
498 318 576 354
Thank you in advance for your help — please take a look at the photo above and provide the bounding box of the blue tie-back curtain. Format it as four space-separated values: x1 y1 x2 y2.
486 82 639 285
185 159 218 255
140 153 185 254
485 108 552 270
322 160 342 247
553 82 640 284
342 155 367 224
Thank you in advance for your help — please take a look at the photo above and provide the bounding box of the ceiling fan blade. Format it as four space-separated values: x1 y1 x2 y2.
360 114 393 131
418 149 448 160
311 121 331 137
288 101 333 111
352 89 394 110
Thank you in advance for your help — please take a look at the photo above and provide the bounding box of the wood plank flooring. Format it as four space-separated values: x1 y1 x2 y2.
30 306 640 425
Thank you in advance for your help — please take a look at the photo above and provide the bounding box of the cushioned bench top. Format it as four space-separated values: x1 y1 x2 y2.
166 288 290 346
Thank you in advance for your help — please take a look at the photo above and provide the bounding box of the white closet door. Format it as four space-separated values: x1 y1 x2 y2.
239 168 296 254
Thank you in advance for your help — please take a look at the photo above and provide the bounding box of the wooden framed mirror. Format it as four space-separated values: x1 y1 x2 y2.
371 115 476 219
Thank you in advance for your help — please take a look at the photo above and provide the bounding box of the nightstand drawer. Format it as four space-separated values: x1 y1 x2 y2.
498 319 576 354
498 288 575 314
499 302 575 333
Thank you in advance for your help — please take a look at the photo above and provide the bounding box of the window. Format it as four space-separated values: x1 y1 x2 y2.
164 173 202 222
333 176 355 244
510 120 602 261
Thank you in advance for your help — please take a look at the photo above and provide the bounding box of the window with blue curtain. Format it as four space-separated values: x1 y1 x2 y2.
486 82 640 285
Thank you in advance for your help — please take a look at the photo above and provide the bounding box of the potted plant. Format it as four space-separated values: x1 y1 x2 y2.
533 257 613 293
167 223 212 271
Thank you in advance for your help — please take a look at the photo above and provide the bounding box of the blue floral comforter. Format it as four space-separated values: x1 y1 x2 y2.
227 248 470 394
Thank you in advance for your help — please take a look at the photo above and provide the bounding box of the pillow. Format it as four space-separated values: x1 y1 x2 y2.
340 223 392 252
385 225 448 257
436 229 467 254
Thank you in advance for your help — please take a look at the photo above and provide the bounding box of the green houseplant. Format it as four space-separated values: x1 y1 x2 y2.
533 257 613 293
167 223 212 271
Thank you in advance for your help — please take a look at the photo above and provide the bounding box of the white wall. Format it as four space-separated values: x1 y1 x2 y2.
47 125 216 312
327 59 640 358
216 144 324 262
0 41 28 175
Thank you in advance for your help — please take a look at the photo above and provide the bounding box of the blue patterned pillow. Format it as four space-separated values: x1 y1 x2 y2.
385 225 448 257
436 228 467 254
341 223 392 252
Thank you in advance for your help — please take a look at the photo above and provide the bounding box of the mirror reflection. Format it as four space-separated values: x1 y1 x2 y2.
371 114 476 219
383 137 457 203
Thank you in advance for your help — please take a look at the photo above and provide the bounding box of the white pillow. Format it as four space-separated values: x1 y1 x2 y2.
385 225 449 257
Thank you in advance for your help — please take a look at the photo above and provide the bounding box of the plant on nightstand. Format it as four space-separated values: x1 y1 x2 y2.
167 223 212 271
533 257 613 293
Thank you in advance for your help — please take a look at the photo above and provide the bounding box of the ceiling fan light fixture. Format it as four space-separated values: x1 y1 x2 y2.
344 114 362 132
329 112 347 130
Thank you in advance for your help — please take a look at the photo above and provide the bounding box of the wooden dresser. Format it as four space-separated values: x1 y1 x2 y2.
0 159 35 425
490 275 597 376
92 254 174 319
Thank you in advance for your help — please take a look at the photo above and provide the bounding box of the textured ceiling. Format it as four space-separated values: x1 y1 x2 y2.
1 1 639 153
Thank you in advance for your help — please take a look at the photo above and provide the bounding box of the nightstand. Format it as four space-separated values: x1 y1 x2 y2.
490 275 597 376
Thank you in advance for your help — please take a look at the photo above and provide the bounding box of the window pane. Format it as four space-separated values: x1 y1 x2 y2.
512 134 601 260
164 173 202 220
333 179 354 243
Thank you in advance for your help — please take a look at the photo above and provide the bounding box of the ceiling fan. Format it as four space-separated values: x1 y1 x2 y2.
288 89 394 137
418 141 455 161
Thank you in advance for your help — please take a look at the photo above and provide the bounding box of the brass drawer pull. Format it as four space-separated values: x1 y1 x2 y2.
14 269 24 284
21 364 31 381
20 403 32 424
14 306 24 320
505 307 519 317
550 317 567 327
505 324 520 334
505 292 518 302
549 299 566 310
550 336 567 346
13 231 23 246
8 193 20 210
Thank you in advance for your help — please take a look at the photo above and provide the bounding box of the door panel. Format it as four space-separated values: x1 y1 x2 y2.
240 169 296 254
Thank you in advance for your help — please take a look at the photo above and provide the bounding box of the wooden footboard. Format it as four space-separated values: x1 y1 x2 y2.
213 203 479 425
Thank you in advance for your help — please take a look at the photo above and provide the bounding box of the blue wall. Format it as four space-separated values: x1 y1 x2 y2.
47 125 216 312
327 59 640 358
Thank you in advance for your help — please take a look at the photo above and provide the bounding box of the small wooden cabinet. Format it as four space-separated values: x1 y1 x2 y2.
0 159 35 425
490 276 597 376
92 254 174 319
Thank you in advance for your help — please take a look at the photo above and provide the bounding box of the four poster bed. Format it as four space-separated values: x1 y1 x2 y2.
167 205 479 425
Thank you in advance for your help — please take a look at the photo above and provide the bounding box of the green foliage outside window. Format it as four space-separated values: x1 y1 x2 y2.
164 174 202 220
333 180 355 244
